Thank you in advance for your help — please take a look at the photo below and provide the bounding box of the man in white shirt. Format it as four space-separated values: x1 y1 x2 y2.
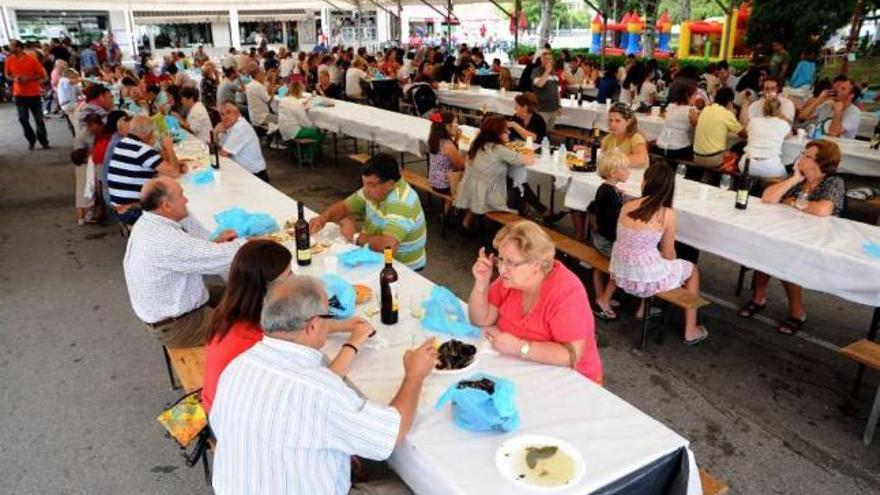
798 75 862 139
179 86 212 144
740 76 796 126
123 177 243 347
214 102 269 182
211 276 436 495
346 60 369 100
245 69 278 129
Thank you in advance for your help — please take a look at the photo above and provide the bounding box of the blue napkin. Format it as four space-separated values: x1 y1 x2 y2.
211 207 279 238
189 168 215 185
421 286 480 338
864 243 880 258
320 273 356 319
435 373 520 432
277 85 289 97
338 247 384 267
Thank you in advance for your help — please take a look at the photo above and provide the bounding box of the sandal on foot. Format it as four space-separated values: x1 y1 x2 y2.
593 304 618 321
738 300 766 318
777 316 805 336
684 326 709 346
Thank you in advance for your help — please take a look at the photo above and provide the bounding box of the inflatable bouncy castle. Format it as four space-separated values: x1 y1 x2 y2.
590 11 673 58
677 2 751 61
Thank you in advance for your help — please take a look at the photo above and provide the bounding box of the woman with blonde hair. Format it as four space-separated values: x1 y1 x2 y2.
740 96 791 179
469 220 603 384
277 80 323 158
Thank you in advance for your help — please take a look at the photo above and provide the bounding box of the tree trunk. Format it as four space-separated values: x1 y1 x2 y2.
642 0 658 58
842 0 864 75
681 0 691 20
538 0 556 47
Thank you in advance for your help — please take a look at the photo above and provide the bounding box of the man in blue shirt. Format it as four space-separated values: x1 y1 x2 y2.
79 44 99 74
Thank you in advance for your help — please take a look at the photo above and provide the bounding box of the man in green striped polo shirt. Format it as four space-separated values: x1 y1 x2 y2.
309 153 427 270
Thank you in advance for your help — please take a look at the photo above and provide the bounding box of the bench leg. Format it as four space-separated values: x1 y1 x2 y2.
333 133 339 164
852 308 880 396
864 383 880 446
163 346 181 391
640 298 653 351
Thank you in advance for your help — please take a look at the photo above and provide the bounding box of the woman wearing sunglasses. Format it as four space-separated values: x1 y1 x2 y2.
468 220 603 384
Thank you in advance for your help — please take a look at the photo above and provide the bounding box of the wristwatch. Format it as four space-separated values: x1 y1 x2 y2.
519 341 531 358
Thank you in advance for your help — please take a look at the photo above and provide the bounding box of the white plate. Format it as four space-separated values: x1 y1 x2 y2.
433 341 480 375
495 434 586 492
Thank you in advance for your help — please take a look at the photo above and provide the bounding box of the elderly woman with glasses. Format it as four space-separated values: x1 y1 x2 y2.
739 140 846 335
468 220 603 384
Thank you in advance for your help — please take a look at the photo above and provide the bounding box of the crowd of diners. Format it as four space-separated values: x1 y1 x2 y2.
2 34 867 492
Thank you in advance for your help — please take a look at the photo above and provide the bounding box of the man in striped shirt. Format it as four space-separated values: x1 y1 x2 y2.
211 276 436 495
107 115 183 224
309 154 427 270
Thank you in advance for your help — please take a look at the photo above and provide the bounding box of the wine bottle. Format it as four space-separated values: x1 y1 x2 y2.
735 158 753 210
209 131 220 170
380 247 398 325
589 127 601 166
577 84 584 107
295 202 311 266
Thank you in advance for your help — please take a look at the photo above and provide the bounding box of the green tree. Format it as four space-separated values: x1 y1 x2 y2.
747 0 875 59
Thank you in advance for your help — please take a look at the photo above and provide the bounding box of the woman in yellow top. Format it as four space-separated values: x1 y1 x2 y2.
568 102 648 242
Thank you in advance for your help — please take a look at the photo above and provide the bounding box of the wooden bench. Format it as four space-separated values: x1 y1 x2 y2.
401 168 453 237
699 468 730 495
286 138 319 167
549 126 593 147
486 210 710 349
841 339 880 445
165 346 207 394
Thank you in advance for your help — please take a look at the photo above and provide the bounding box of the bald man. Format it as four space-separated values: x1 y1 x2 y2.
213 101 269 182
123 177 243 347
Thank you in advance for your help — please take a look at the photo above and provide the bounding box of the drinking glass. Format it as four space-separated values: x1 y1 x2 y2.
795 191 809 210
719 174 733 190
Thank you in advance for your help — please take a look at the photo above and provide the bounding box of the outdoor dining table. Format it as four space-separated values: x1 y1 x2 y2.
173 136 703 495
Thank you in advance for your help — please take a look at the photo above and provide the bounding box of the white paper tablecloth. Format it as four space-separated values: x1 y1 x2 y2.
176 145 701 495
527 161 880 307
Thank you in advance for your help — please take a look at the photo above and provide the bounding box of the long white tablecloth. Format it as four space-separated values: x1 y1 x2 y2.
176 143 701 494
524 157 880 308
438 87 880 177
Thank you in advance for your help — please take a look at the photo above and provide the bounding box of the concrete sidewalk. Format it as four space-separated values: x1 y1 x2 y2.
0 103 878 494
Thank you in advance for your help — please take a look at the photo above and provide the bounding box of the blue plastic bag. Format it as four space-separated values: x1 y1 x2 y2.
338 247 384 267
320 273 356 319
421 286 480 338
435 373 520 432
189 168 215 185
211 207 279 239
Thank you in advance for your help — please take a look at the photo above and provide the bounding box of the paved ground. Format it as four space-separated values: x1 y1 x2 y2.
1 103 879 494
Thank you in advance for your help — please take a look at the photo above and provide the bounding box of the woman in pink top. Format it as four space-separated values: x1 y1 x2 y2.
202 240 292 413
468 220 603 384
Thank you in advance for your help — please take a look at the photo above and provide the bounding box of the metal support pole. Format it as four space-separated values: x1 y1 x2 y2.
446 0 453 51
514 0 521 53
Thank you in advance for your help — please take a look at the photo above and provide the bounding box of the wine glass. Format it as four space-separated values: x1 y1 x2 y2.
719 174 733 191
675 164 687 178
795 191 809 210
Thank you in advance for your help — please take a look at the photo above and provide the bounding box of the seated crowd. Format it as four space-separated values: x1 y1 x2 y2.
21 35 866 492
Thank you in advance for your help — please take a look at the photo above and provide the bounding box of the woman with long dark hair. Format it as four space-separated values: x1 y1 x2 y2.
427 110 466 213
609 164 708 345
201 240 292 413
453 115 535 231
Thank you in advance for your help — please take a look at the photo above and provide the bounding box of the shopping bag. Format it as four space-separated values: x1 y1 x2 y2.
320 273 356 319
83 157 96 201
421 286 480 338
435 373 520 432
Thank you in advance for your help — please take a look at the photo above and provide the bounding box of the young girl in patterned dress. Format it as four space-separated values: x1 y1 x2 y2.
610 164 709 345
427 110 466 215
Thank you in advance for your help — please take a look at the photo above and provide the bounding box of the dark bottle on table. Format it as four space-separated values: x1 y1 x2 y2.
209 131 220 170
295 202 311 266
589 128 601 166
577 85 584 107
380 247 399 325
735 158 753 210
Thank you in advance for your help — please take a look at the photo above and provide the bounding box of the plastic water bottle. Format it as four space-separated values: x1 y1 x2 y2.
558 143 567 167
676 163 687 178
541 137 550 161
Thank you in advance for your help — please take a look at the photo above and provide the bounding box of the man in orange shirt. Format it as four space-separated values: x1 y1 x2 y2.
4 40 49 150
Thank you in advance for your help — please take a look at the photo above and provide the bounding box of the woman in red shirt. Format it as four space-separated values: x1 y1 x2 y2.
468 220 603 384
201 240 292 413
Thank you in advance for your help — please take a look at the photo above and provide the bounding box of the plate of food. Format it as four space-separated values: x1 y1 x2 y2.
566 153 591 172
495 435 586 492
353 284 373 305
434 339 479 374
506 141 536 154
